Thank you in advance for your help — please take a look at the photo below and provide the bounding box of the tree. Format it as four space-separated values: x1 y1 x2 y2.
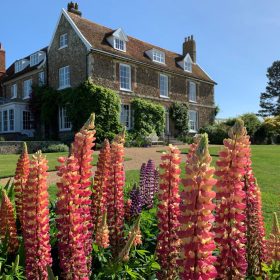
259 61 280 117
170 102 189 137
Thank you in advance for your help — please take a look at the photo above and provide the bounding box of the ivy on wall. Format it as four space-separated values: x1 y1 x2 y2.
131 98 165 137
30 79 122 142
169 102 189 136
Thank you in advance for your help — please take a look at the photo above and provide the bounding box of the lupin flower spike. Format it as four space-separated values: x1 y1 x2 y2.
23 151 52 280
56 153 89 279
95 211 110 249
14 142 30 225
214 119 248 278
178 133 217 280
267 212 280 263
0 190 19 253
107 130 125 257
156 145 181 280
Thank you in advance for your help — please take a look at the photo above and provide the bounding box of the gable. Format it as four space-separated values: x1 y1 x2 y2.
48 9 92 52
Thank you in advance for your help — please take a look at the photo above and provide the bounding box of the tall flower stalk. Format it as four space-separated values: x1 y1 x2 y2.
0 190 19 254
178 134 217 280
267 212 280 262
23 151 52 280
14 142 30 225
92 139 111 243
73 113 96 271
107 130 125 257
244 152 267 276
56 154 88 279
156 145 181 280
214 119 248 279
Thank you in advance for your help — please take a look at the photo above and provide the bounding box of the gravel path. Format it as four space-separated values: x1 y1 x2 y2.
0 145 188 186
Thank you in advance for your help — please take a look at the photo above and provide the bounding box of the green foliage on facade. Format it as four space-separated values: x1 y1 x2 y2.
60 79 122 142
131 98 165 137
169 102 189 137
30 79 122 142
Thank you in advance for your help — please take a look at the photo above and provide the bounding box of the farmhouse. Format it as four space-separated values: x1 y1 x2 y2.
0 3 216 140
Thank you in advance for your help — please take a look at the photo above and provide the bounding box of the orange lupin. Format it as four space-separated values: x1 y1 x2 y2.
0 190 19 254
23 151 52 280
14 142 29 225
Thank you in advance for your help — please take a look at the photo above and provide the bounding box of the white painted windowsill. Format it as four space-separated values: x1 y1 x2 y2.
58 85 71 91
58 45 68 50
160 95 169 99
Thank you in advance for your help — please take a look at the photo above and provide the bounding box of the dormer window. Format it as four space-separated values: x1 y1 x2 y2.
15 61 24 73
152 50 165 64
30 53 39 67
114 38 125 51
107 28 128 52
184 55 192 72
59 33 68 49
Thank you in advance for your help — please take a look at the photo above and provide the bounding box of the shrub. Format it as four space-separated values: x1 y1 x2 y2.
42 144 69 153
199 123 228 144
170 102 189 137
131 98 165 137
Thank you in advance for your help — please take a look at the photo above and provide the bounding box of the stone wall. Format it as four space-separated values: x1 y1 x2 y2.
0 141 61 154
48 14 88 90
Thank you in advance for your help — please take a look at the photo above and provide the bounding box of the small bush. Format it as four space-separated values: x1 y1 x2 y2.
42 144 69 153
177 135 194 144
199 123 229 144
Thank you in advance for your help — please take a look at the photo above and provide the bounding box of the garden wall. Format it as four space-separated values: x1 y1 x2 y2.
0 141 61 154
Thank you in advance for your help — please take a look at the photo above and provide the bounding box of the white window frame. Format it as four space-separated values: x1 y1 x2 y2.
3 110 8 132
189 110 198 132
120 104 131 130
114 38 126 52
59 33 68 49
15 61 23 73
153 50 165 64
59 66 70 89
160 74 169 98
9 109 14 131
59 107 72 132
38 71 45 86
23 79 32 99
11 84 17 99
30 53 39 67
22 111 33 130
184 56 192 72
119 64 131 91
189 81 197 102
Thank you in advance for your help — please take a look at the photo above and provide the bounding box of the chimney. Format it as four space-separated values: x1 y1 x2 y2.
67 2 82 16
183 35 196 63
0 43 6 78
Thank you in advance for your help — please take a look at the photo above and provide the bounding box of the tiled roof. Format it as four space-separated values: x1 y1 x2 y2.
68 12 216 84
2 47 48 82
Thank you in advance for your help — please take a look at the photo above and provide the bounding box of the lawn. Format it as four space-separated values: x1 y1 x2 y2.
0 152 131 178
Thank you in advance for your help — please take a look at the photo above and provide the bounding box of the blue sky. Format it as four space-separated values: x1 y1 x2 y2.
1 0 279 118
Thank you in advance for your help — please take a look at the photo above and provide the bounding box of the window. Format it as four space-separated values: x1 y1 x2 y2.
153 50 165 64
3 111 8 132
0 111 2 132
160 74 169 97
30 53 39 66
189 110 198 132
15 61 23 73
59 66 70 89
23 79 32 99
59 107 72 131
11 84 17 99
184 56 192 72
39 72 45 86
120 104 131 129
114 38 125 51
120 64 131 91
189 81 197 102
23 111 33 130
9 109 14 131
59 33 68 48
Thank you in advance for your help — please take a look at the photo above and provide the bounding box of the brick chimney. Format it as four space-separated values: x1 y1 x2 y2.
183 35 196 63
0 43 6 78
67 2 82 16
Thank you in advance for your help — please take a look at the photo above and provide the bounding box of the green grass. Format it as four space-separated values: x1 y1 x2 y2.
0 153 131 179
